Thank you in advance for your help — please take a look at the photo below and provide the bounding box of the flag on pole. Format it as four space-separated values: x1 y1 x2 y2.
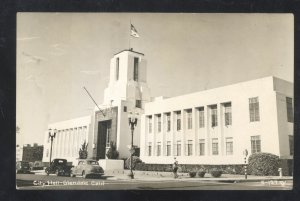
130 24 140 38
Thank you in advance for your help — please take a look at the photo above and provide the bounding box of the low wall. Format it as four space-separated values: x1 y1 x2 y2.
98 159 124 171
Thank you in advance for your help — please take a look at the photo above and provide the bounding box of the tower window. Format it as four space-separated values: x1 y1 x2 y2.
136 100 141 108
134 57 139 81
116 57 119 80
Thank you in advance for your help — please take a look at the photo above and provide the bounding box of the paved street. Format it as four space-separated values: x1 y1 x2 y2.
16 173 293 190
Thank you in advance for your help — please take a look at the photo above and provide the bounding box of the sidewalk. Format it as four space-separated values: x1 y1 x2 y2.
31 169 292 183
103 170 293 183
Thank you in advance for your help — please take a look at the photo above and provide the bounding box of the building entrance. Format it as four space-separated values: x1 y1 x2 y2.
96 120 111 160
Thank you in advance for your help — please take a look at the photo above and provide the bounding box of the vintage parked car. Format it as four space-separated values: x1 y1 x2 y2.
16 161 31 174
45 158 72 176
70 159 104 178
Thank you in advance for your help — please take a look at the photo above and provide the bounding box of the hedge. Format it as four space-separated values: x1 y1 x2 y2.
132 163 245 174
248 152 280 176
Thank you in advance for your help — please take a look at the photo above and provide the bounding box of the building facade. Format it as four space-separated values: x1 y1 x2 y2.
42 49 293 169
43 49 151 164
140 76 293 165
22 143 44 162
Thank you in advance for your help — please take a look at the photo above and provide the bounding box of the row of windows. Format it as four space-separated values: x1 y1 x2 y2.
115 57 139 81
147 134 294 157
147 96 294 133
147 102 232 133
147 137 235 156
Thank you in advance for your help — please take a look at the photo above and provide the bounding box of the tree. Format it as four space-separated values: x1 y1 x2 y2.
79 141 88 159
106 141 119 159
248 152 280 176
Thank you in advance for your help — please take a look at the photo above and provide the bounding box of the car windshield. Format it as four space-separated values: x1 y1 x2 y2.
87 161 99 165
21 162 29 166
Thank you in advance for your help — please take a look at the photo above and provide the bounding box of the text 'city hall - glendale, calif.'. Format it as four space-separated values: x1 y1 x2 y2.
42 48 293 171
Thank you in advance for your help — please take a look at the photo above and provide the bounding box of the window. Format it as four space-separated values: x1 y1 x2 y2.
148 142 152 156
166 141 171 156
198 107 205 128
148 116 152 133
157 142 161 156
211 105 218 127
176 141 181 156
224 103 232 126
46 149 49 157
289 135 294 155
251 136 261 154
212 138 218 155
166 113 171 132
136 100 142 108
226 137 233 155
249 97 260 122
176 111 181 131
134 57 139 81
199 139 205 156
116 57 119 80
187 140 193 156
123 106 127 112
157 114 161 132
286 97 294 123
187 109 192 129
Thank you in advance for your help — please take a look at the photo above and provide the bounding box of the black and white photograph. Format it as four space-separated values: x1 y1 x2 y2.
16 13 293 190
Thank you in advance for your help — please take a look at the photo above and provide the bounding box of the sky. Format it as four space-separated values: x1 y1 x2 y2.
16 13 293 145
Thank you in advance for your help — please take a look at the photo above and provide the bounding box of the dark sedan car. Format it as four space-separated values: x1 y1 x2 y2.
16 161 31 174
70 159 104 178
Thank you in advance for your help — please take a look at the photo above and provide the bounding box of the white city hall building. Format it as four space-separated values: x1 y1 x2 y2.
140 76 293 166
43 49 151 164
42 49 293 172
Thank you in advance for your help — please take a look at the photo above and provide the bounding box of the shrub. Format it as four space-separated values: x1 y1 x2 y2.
125 156 142 169
79 141 88 159
106 141 119 159
210 168 222 178
248 152 280 176
189 171 196 178
197 170 206 178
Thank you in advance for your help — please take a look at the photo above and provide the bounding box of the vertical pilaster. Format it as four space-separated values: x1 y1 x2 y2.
218 103 223 156
206 106 210 156
193 108 197 156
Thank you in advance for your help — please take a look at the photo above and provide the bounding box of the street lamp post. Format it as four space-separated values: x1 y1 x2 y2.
128 113 138 179
243 149 248 179
48 128 57 166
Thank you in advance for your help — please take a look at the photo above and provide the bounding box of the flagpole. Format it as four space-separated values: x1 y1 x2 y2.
129 19 131 50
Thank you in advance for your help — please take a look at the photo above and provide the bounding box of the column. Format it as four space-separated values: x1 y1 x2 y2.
181 109 185 156
218 103 223 156
205 106 210 156
57 130 62 157
70 128 74 157
53 130 59 158
193 108 197 156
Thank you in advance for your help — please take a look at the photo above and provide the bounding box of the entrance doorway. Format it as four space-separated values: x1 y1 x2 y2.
96 120 111 160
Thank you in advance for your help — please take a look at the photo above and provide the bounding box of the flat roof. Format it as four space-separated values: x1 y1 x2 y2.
114 49 144 56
